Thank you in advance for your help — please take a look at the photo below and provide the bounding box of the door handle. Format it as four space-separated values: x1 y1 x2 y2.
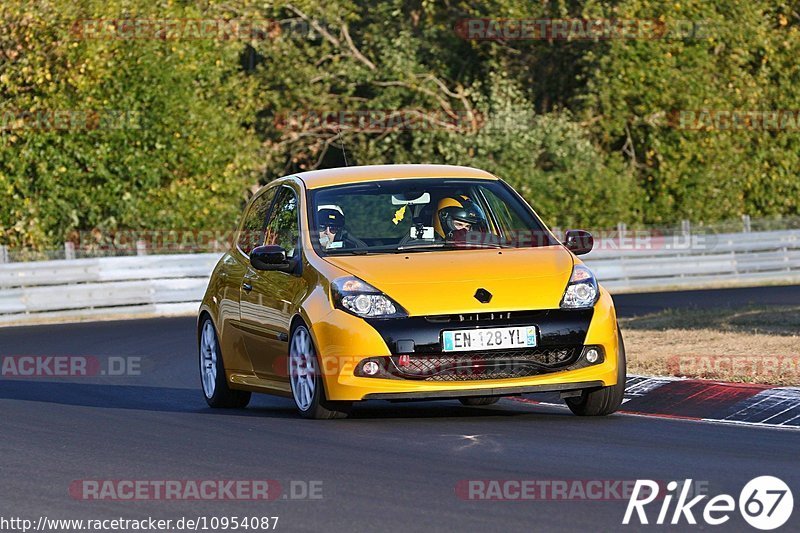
242 282 253 292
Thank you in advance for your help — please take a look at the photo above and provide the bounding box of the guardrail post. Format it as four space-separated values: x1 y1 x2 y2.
64 241 75 260
681 219 691 237
742 214 751 233
136 240 148 256
0 245 8 264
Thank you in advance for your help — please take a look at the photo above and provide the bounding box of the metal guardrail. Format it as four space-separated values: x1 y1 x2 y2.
584 228 800 291
0 229 799 325
0 254 221 325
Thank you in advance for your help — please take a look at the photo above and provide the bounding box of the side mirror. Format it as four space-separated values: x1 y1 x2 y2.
250 245 291 271
563 230 593 255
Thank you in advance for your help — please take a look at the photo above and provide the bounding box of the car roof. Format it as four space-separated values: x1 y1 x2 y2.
292 164 498 190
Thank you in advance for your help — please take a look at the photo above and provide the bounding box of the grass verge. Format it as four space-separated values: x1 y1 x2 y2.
620 306 800 385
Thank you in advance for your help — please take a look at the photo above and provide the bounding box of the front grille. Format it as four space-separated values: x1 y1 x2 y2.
355 346 591 381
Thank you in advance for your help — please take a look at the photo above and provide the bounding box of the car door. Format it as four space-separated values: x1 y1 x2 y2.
217 186 277 375
239 185 306 383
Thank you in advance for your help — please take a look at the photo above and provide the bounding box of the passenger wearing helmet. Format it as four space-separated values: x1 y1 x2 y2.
434 195 487 242
316 204 367 250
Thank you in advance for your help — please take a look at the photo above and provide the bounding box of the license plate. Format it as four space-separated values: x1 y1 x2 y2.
442 326 537 352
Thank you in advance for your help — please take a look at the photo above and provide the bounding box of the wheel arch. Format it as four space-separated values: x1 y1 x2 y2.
290 283 335 351
289 313 308 335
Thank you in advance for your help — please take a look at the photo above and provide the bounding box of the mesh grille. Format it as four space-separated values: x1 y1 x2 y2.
389 346 583 381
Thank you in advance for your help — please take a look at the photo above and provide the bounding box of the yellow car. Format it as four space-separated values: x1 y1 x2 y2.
198 164 625 419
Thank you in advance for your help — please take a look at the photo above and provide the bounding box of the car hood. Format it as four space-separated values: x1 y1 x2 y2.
322 245 575 316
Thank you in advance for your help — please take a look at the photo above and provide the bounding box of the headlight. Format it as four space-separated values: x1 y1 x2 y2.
331 276 407 318
560 265 599 309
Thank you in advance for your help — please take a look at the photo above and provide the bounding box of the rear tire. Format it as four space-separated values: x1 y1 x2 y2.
289 323 352 419
459 396 500 406
199 317 251 409
566 328 626 416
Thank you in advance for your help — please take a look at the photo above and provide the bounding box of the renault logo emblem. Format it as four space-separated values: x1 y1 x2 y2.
474 288 492 303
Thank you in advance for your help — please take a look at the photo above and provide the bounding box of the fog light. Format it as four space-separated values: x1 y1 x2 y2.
362 361 380 376
585 348 599 364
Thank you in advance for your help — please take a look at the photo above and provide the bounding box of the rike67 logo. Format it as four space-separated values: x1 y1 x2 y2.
624 476 793 530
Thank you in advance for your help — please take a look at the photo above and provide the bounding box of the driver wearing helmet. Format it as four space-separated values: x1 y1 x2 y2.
317 205 344 249
433 195 486 242
316 204 366 250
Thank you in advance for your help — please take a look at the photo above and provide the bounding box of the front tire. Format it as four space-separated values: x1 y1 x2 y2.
566 329 627 416
199 317 251 408
289 323 352 419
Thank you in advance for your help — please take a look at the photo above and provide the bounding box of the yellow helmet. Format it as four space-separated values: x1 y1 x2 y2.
433 195 486 238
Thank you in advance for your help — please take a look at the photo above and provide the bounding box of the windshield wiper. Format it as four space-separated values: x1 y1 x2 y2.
397 242 510 251
324 248 373 255
440 242 509 249
326 242 511 256
396 243 445 251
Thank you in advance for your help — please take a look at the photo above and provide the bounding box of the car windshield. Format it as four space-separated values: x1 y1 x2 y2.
308 178 557 255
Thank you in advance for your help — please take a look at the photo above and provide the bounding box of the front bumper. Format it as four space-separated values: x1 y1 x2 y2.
311 288 620 401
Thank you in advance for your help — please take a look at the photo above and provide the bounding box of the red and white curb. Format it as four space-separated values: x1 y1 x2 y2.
514 376 800 429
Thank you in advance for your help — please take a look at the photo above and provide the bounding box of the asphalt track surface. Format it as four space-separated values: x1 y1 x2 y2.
1 286 799 532
613 283 800 317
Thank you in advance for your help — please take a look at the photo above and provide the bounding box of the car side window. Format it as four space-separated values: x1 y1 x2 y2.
264 187 300 258
237 188 277 255
481 186 532 234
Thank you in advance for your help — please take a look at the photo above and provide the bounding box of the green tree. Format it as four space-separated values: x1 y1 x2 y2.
0 0 260 249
